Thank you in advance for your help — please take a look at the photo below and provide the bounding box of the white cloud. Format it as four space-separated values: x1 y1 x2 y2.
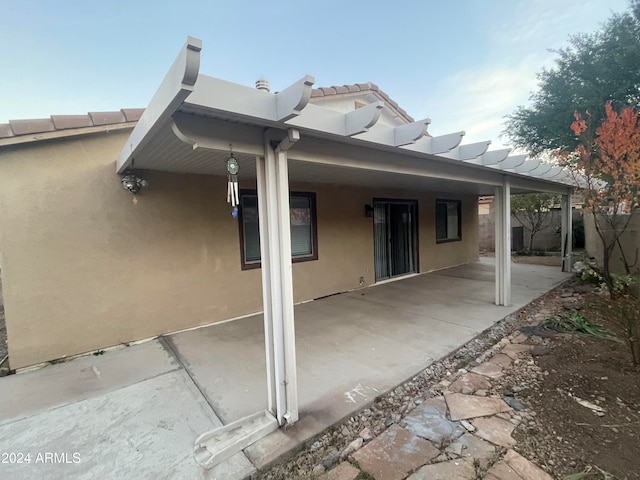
416 0 629 151
418 54 543 149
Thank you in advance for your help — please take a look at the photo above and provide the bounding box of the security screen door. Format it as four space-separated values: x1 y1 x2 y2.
373 200 418 281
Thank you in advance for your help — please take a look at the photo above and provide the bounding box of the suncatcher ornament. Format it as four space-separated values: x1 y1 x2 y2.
226 145 240 217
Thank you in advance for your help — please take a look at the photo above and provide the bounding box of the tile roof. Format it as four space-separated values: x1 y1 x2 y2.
311 83 414 123
0 108 144 140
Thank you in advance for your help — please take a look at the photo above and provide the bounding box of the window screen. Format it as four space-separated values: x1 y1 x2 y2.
435 200 461 242
240 191 317 268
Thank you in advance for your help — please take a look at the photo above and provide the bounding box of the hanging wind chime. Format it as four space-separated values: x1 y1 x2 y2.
226 145 240 218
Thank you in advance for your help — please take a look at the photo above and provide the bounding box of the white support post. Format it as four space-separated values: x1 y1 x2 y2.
561 190 573 272
257 131 299 427
256 155 276 417
495 177 511 306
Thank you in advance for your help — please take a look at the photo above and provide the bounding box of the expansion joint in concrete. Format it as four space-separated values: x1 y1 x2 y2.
159 336 223 422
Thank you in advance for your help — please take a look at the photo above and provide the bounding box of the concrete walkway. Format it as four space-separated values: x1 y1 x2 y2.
0 259 568 479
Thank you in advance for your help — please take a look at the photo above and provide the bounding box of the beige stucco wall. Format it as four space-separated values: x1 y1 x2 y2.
419 194 479 271
479 200 582 252
0 131 478 368
584 213 640 275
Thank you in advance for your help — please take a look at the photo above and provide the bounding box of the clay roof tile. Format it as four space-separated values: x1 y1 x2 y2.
0 123 15 139
51 115 93 130
9 118 55 136
320 87 337 95
88 111 126 126
121 108 145 122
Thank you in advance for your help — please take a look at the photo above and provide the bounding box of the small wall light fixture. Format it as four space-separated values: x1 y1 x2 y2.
120 171 148 194
365 204 374 217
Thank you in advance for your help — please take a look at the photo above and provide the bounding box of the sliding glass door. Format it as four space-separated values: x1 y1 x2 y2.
373 200 418 281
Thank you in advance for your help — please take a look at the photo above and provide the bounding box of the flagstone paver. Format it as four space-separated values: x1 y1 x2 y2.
406 457 476 480
321 461 360 480
488 353 513 368
485 460 524 480
500 344 532 359
471 362 504 379
444 392 512 421
471 416 517 448
511 333 528 344
456 432 496 463
351 424 439 480
421 395 447 414
448 372 492 394
403 398 466 443
503 449 554 480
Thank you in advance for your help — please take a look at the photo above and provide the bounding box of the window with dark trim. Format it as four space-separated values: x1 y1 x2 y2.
238 190 318 269
435 199 462 243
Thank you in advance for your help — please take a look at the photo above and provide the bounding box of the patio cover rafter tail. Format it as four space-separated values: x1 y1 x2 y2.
495 154 526 169
440 140 491 160
354 118 431 146
401 131 465 155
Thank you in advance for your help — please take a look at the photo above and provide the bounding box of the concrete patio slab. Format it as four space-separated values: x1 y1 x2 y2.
168 259 568 469
0 369 254 480
0 259 569 478
0 340 179 424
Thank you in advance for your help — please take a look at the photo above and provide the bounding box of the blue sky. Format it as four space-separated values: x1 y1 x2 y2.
0 0 630 149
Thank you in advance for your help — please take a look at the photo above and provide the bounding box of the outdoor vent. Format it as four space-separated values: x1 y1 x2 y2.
255 79 270 93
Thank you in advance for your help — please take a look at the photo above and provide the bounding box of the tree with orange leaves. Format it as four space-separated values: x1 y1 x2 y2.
569 101 640 285
569 101 640 365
